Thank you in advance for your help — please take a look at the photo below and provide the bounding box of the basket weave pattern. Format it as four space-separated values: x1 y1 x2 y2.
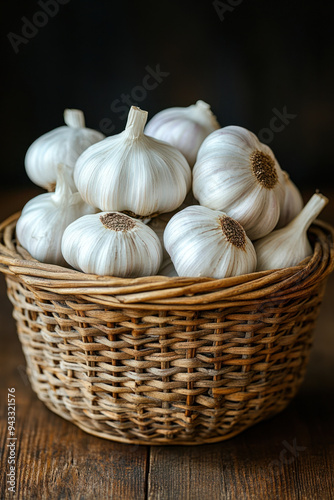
1 213 333 445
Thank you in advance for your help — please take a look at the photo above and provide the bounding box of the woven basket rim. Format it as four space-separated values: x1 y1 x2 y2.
0 211 333 309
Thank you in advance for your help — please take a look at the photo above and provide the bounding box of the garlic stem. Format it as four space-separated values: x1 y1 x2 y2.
64 109 85 128
53 164 74 204
290 193 328 233
195 100 210 111
125 106 148 139
191 100 220 129
254 192 328 271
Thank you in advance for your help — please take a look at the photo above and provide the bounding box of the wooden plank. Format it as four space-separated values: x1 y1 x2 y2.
148 407 334 499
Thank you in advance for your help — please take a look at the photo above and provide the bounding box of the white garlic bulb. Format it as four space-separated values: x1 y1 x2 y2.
74 106 191 217
25 109 104 191
193 126 285 240
255 193 328 271
158 258 178 277
145 100 220 167
164 205 257 278
276 171 304 228
62 212 163 277
16 164 96 266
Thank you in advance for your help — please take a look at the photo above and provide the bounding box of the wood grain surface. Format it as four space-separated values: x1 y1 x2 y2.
0 187 333 500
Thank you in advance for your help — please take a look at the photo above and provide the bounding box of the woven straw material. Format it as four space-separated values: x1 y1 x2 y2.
0 212 333 445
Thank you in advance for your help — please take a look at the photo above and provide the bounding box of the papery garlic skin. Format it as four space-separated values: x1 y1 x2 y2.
255 193 328 271
145 100 220 167
16 164 97 266
61 212 163 277
164 205 257 279
276 171 304 228
25 109 104 191
74 106 192 217
193 126 285 240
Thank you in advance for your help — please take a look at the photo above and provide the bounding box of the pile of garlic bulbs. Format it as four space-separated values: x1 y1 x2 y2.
17 103 328 279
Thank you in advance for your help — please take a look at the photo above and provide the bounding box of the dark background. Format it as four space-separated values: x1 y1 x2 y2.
1 0 333 189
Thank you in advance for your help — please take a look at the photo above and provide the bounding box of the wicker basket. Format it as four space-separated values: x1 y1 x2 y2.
0 212 333 445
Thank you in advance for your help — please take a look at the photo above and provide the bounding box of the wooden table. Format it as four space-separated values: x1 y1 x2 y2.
1 187 333 500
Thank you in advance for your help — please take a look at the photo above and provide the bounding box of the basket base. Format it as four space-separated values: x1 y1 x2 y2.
42 398 289 446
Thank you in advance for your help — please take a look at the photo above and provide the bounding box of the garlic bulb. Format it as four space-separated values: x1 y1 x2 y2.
158 258 178 277
164 205 257 278
145 100 220 167
74 106 191 217
25 109 104 191
62 212 163 277
16 164 96 266
193 126 285 240
254 193 328 271
276 171 303 228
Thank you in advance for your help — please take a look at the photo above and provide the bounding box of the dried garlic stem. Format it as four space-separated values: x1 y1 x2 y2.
125 106 148 138
53 164 73 204
64 109 85 128
290 192 328 232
